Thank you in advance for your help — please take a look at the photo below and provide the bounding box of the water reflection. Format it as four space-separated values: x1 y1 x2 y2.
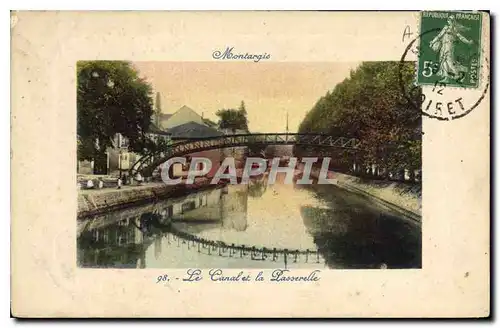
299 184 421 269
78 175 421 269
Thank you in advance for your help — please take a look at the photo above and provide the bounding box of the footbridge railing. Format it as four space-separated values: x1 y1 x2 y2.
130 133 361 177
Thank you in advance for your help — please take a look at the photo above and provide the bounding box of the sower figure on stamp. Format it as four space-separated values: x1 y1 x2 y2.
429 15 474 82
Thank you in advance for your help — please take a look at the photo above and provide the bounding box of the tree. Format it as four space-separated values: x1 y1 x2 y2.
216 101 249 133
297 61 421 181
238 100 247 115
77 61 154 161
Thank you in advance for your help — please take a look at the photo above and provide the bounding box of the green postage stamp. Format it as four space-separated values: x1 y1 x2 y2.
418 11 482 88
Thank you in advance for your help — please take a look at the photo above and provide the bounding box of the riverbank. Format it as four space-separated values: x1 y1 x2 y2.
308 168 421 223
77 178 220 219
78 183 172 218
334 172 421 222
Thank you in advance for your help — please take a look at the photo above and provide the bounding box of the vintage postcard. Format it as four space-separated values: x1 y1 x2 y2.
11 11 490 317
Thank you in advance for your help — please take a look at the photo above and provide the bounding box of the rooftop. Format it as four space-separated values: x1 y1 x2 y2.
158 113 173 120
166 121 223 139
147 123 171 135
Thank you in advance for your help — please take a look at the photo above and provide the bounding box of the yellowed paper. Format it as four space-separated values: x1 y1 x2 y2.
11 11 489 317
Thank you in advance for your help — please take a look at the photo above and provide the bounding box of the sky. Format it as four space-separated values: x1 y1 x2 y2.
133 61 360 133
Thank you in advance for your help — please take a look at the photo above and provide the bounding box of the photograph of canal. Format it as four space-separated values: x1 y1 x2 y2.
77 61 422 269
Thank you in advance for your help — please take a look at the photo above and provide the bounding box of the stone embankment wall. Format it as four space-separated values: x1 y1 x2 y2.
310 169 421 223
78 178 221 219
77 183 175 218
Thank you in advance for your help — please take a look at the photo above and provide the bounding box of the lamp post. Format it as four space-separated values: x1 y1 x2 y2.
285 110 289 134
119 149 122 179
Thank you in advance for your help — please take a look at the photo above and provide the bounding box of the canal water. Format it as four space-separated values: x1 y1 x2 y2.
77 174 421 269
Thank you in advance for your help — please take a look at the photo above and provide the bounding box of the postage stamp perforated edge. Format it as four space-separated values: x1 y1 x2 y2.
414 10 486 90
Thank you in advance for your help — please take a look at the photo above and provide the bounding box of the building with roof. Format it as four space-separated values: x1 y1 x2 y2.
163 120 223 178
145 122 172 144
157 105 207 130
78 104 227 179
167 121 223 140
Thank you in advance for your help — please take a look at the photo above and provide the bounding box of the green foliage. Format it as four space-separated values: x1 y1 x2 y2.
297 61 422 177
216 101 249 133
143 136 172 154
238 100 247 115
77 61 154 161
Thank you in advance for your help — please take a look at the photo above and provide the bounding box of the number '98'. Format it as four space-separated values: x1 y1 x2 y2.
156 274 169 283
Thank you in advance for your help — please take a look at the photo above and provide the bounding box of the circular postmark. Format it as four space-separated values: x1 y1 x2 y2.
399 25 489 121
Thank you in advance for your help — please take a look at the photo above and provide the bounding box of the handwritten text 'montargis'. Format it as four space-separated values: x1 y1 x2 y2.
212 47 271 62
